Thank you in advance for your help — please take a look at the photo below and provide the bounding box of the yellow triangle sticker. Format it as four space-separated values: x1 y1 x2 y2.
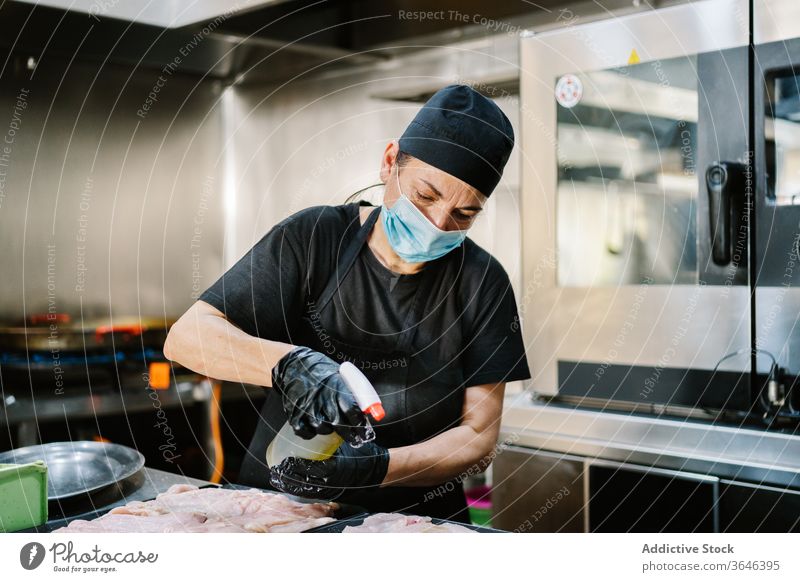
627 48 640 65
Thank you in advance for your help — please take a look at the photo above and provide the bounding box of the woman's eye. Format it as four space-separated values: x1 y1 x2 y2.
415 191 435 202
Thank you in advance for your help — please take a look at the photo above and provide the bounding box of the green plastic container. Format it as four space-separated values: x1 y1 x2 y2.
466 485 492 527
0 461 48 532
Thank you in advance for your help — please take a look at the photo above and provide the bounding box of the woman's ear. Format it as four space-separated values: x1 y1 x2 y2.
379 140 400 183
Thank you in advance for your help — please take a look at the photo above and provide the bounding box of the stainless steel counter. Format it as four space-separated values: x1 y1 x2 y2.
1 378 266 426
1 377 267 448
500 394 800 488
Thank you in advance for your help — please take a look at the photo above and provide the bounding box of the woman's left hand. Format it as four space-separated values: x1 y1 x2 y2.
269 441 390 500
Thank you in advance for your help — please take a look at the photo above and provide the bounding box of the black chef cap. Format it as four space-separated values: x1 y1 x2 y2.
397 84 514 197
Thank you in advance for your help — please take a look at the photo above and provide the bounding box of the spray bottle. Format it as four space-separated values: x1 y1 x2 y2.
266 361 385 467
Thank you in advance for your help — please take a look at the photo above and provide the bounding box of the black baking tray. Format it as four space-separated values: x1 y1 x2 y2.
303 513 505 533
19 482 365 533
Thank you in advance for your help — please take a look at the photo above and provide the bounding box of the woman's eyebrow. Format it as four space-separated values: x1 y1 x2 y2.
419 178 444 199
419 178 483 212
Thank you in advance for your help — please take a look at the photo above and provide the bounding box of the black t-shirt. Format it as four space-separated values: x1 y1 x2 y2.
197 203 530 387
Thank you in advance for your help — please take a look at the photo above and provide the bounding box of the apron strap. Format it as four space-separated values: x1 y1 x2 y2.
395 245 463 354
316 206 381 312
314 204 462 355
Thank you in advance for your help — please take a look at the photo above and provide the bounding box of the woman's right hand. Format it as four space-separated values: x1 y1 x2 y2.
271 346 369 443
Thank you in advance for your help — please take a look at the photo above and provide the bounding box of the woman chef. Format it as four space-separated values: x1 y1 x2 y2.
164 85 530 523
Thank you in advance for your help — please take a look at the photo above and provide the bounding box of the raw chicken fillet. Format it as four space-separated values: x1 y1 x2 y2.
342 513 475 533
54 484 336 533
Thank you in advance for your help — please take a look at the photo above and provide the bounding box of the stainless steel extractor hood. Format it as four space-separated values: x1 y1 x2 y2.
11 0 283 29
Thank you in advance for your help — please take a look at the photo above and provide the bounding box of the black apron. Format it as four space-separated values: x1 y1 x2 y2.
239 207 471 523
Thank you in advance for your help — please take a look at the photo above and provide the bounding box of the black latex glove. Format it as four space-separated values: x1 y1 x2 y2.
269 441 390 500
272 346 369 443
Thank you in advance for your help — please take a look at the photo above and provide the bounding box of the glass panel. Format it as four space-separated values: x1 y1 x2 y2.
556 56 698 286
767 73 800 206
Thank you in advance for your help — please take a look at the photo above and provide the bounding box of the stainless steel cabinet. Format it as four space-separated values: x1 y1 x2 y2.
718 480 800 532
586 460 719 532
492 447 584 532
492 445 800 532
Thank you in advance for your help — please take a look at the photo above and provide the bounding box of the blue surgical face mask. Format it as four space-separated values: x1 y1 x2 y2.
380 167 468 263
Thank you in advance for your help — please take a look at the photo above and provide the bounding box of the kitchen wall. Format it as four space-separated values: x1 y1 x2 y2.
0 59 225 322
0 32 524 328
